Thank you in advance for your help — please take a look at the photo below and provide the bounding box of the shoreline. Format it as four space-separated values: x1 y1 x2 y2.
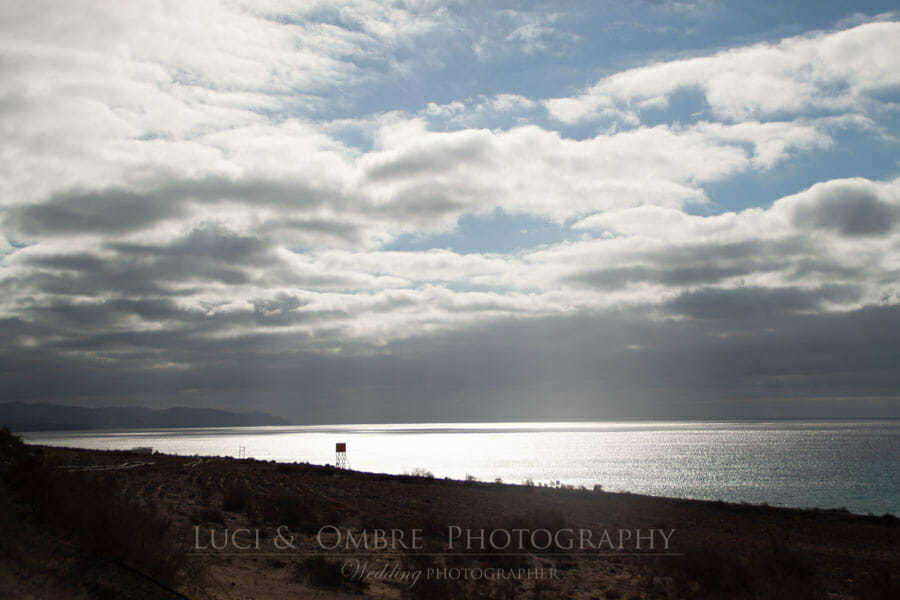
25 441 900 518
22 421 899 517
2 438 898 598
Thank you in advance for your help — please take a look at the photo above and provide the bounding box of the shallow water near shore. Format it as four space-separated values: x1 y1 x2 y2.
22 419 899 516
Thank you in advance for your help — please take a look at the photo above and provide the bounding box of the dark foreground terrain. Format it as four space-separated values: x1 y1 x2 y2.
1 428 897 599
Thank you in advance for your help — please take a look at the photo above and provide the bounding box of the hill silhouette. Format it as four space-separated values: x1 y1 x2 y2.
0 402 291 431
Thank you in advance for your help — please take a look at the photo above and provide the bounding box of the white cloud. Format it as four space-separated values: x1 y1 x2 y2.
692 121 833 169
0 2 898 418
357 120 797 227
491 94 536 112
0 0 445 209
544 21 900 124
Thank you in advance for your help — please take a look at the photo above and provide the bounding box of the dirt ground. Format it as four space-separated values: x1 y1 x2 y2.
1 442 897 599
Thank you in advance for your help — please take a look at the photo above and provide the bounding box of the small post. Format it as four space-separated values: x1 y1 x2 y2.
335 442 348 469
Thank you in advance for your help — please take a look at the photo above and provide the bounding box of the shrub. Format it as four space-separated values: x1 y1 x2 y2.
481 506 568 564
258 492 331 534
294 556 366 593
407 468 434 478
190 506 225 524
8 463 184 586
294 556 342 588
0 426 27 462
851 565 900 600
222 480 252 512
524 506 567 531
653 537 820 599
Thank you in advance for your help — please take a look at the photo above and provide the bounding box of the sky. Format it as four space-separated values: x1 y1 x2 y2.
1 0 899 422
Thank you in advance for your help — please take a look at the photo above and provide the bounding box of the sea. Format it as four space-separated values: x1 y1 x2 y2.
21 420 899 516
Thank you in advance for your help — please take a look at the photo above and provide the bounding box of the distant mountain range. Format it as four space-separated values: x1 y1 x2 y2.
0 402 292 431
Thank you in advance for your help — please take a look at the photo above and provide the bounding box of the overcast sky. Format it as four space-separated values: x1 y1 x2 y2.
2 1 899 422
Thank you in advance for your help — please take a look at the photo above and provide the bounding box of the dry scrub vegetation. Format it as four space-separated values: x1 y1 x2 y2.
1 428 898 599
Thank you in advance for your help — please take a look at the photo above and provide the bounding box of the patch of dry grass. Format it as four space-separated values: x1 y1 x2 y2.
3 432 185 588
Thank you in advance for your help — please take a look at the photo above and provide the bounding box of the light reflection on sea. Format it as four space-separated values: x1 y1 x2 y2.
22 420 899 515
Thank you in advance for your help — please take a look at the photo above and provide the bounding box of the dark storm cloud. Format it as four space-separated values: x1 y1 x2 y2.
370 184 468 221
2 306 898 421
111 225 271 265
17 227 268 290
4 225 357 309
364 133 493 182
4 189 896 422
159 176 340 208
23 253 109 272
792 183 899 237
665 285 861 320
571 264 756 288
259 217 362 244
5 176 346 237
9 188 187 235
567 239 804 288
786 258 866 280
337 306 900 420
649 238 809 264
251 293 306 315
6 290 349 370
7 265 199 297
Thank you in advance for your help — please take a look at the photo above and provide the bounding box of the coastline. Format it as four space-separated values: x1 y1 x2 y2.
22 418 899 517
2 438 898 599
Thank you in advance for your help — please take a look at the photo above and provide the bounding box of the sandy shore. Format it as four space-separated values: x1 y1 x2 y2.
1 438 897 599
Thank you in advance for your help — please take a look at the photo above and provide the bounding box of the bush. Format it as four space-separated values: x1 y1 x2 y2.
190 506 225 524
294 556 342 588
222 480 251 512
654 537 819 599
258 491 334 534
8 463 184 586
476 506 569 566
851 565 900 600
294 556 366 593
407 468 434 478
524 506 567 531
0 426 27 462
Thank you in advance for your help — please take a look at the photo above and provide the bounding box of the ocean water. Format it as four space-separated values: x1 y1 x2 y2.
22 420 899 516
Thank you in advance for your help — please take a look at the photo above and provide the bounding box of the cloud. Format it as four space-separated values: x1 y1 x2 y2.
545 177 900 316
503 10 579 55
788 178 900 237
665 285 861 320
8 188 189 236
0 4 898 420
357 120 800 226
544 21 900 124
2 303 898 420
